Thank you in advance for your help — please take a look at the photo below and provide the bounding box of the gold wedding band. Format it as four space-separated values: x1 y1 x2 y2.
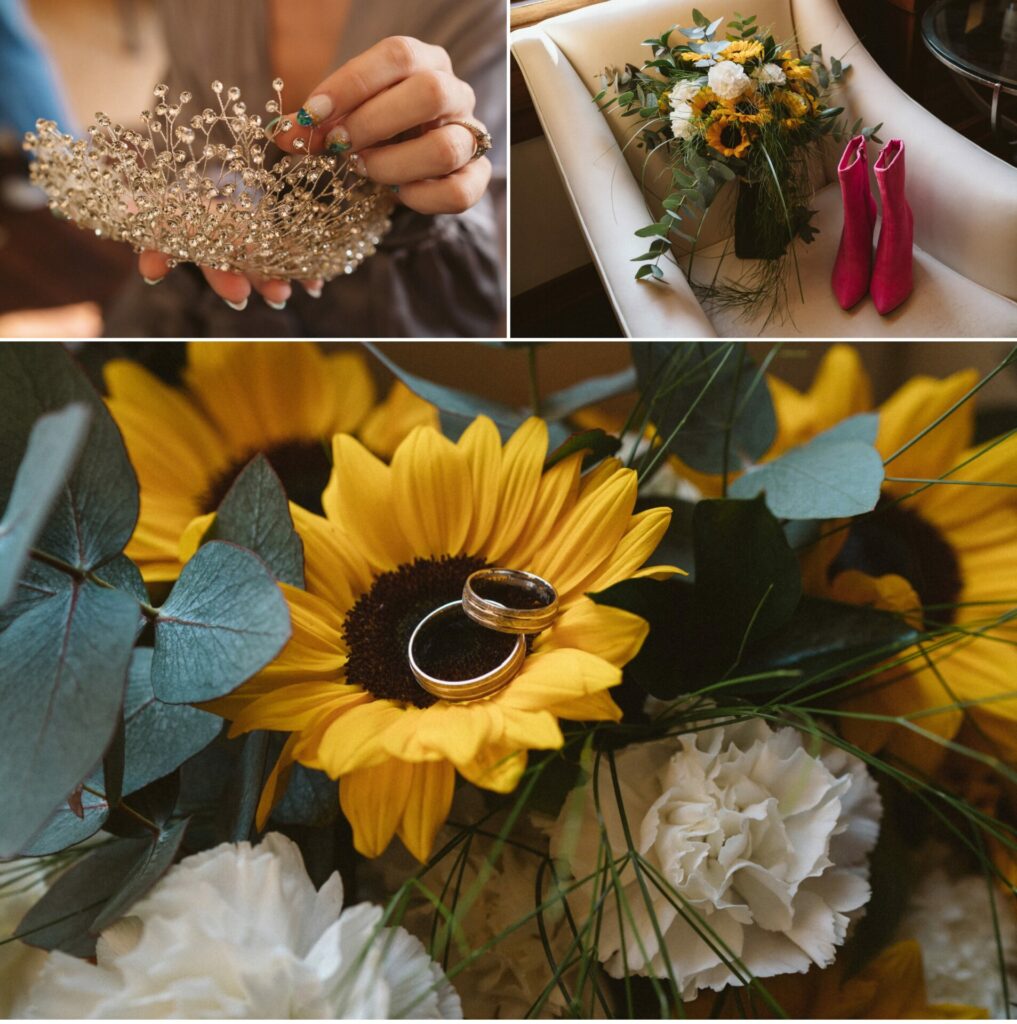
445 119 493 162
409 600 525 702
462 569 559 635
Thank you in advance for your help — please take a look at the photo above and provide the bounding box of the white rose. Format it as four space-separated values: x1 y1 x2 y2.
671 80 702 104
20 834 462 1019
670 102 696 140
752 62 787 86
549 719 882 1001
707 60 751 101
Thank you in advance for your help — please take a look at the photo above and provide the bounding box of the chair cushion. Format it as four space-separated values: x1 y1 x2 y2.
678 181 1017 336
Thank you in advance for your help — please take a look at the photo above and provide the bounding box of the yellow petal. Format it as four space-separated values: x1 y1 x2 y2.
457 416 503 555
828 570 923 629
396 760 456 862
567 506 675 601
340 758 414 858
547 689 623 722
879 370 979 498
528 468 638 596
501 452 583 569
536 598 648 668
178 512 216 564
254 733 302 830
380 700 500 766
306 700 410 776
358 380 440 460
390 426 472 556
322 434 413 570
457 741 529 793
484 418 548 560
230 683 367 735
322 351 376 434
290 504 373 612
918 433 1017 530
499 648 621 712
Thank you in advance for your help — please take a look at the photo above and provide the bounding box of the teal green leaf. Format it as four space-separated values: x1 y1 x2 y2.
729 414 884 518
122 648 222 796
90 819 188 932
204 454 305 588
0 343 139 572
693 496 801 647
152 541 291 703
0 582 140 858
91 554 149 604
16 837 148 957
19 771 109 856
0 403 91 608
228 731 278 841
270 763 339 828
540 367 637 421
631 342 777 474
0 557 66 633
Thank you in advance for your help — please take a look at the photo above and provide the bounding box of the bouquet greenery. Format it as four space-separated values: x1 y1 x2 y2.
1 341 1015 1019
598 10 882 323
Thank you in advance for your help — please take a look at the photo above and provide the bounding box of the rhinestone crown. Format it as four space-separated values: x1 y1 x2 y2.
23 80 394 281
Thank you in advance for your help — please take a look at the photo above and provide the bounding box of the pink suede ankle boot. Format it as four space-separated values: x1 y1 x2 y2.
871 138 914 315
831 135 877 310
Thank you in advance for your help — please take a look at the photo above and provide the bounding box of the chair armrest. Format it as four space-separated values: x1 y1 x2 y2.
511 26 717 338
793 0 1017 301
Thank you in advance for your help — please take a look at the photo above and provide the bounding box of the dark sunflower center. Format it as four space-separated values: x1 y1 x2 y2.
200 439 332 514
829 493 962 628
720 123 743 147
342 555 520 708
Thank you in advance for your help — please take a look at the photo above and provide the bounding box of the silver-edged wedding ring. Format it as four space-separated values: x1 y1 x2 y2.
462 568 559 635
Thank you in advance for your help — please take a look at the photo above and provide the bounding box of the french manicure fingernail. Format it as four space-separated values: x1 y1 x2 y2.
224 297 248 311
305 285 323 299
325 125 351 154
143 276 162 286
264 114 282 138
265 298 288 311
297 94 333 126
349 153 367 177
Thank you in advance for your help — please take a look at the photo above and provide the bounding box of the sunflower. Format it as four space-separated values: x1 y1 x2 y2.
202 417 677 861
680 51 705 63
658 90 672 114
690 87 723 122
782 58 816 82
104 342 438 582
727 90 773 126
718 39 764 65
705 115 753 158
773 88 809 120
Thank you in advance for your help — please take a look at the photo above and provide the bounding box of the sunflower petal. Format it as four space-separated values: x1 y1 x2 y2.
323 351 376 434
499 648 621 712
230 683 367 735
340 759 414 857
536 598 649 668
290 504 373 611
502 452 583 569
396 760 456 862
457 742 529 793
484 418 548 560
458 416 502 555
357 380 440 460
308 700 410 776
380 701 501 765
255 733 302 830
391 426 473 556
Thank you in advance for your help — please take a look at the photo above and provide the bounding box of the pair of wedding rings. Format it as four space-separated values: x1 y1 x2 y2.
408 568 558 703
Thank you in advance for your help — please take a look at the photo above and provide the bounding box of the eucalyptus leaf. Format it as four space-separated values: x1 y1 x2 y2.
91 554 149 605
90 818 188 932
19 771 109 856
631 342 777 474
0 403 91 608
204 454 305 588
729 414 884 519
0 343 139 572
0 559 66 633
228 731 281 842
270 763 339 828
540 367 637 421
693 496 801 648
152 541 291 704
16 837 147 957
122 647 222 796
0 582 140 858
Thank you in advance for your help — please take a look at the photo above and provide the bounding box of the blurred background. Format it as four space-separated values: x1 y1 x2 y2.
0 0 165 338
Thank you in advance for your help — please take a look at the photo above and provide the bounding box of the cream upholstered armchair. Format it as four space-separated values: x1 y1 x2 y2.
511 0 1017 337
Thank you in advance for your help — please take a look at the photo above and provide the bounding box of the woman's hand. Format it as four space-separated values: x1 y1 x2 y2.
138 36 491 309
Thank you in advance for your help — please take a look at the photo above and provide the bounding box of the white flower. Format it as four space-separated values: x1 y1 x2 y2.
752 62 787 86
672 80 703 104
670 102 697 141
896 861 1017 1018
707 60 751 101
548 719 881 1001
20 833 461 1019
0 861 49 1017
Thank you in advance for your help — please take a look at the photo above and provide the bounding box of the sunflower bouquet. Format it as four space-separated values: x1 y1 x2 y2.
1 341 1016 1019
598 11 881 321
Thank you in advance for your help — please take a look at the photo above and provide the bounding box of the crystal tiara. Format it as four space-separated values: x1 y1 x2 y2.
23 79 394 281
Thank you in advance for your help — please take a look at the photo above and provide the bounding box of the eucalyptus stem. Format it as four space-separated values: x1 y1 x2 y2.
29 548 159 619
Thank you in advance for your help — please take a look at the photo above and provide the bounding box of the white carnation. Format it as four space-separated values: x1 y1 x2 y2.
672 80 703 104
20 833 461 1019
549 719 881 1001
896 863 1017 1018
670 102 696 140
752 62 787 86
707 60 751 101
